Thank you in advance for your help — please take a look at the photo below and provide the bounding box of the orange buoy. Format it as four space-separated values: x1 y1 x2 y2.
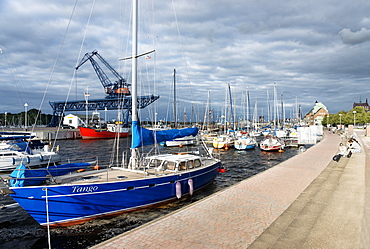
94 165 101 170
278 149 284 153
219 168 226 173
179 144 183 148
77 169 85 173
225 146 229 150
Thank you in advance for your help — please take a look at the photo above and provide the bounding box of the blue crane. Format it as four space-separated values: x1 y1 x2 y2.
48 50 159 126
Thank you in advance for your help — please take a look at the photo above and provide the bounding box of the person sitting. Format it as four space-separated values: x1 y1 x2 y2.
338 143 348 156
349 138 362 153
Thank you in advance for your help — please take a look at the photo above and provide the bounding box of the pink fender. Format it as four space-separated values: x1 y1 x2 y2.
176 181 181 199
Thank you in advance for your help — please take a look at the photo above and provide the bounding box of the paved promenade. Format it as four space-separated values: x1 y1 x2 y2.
92 131 368 248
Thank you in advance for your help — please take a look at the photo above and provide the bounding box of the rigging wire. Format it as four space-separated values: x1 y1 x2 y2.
0 0 81 173
0 41 30 109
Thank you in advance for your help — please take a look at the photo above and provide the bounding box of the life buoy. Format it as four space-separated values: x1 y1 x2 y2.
39 154 44 162
188 179 194 196
175 182 181 199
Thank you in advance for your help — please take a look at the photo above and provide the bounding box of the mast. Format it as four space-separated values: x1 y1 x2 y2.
130 0 139 169
281 93 284 127
173 68 177 128
202 90 210 130
227 83 235 131
273 82 277 128
253 99 258 130
246 87 250 131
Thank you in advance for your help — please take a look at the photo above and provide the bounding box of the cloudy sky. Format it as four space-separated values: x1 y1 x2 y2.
1 0 370 123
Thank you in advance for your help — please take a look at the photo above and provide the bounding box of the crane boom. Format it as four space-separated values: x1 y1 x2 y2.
75 50 130 98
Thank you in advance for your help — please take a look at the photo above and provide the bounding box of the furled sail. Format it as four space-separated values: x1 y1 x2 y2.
131 121 198 148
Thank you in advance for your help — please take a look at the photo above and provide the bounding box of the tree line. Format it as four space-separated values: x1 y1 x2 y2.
321 106 369 127
0 109 53 127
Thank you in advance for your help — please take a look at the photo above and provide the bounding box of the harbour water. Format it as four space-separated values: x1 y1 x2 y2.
0 137 310 248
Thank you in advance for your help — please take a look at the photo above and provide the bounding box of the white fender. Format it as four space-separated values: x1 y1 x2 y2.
175 181 181 199
188 179 194 196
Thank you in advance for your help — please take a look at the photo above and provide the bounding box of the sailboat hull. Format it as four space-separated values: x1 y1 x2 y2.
234 143 256 150
9 161 221 227
79 126 129 139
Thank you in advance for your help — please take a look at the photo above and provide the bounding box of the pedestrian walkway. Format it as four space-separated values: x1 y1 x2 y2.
249 130 367 248
92 131 366 249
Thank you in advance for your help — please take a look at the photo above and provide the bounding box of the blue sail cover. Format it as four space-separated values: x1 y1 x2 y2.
131 121 198 148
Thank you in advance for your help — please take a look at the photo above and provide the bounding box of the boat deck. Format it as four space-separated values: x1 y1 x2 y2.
54 168 147 184
54 157 218 185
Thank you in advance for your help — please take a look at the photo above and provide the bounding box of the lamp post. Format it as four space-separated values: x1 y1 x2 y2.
327 115 329 127
4 112 7 128
104 107 107 124
24 103 28 129
339 114 342 128
353 111 357 127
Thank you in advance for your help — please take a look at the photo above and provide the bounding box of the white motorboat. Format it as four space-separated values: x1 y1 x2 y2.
259 135 285 151
0 137 61 171
0 149 61 171
161 135 197 147
234 136 257 150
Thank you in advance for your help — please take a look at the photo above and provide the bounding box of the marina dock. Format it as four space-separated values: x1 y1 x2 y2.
91 130 368 248
1 127 81 140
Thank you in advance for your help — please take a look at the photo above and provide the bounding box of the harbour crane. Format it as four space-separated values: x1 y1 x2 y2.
48 50 159 126
75 50 130 98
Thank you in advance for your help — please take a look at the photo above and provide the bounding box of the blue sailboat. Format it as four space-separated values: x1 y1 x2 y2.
1 1 221 228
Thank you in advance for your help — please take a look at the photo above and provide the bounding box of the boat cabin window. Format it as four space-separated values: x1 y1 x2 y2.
148 159 162 168
194 159 201 168
164 161 176 171
179 161 187 171
187 160 194 169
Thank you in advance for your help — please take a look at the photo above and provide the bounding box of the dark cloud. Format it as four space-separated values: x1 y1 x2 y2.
339 28 370 45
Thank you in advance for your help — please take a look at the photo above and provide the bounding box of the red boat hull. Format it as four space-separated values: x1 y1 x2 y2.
78 126 129 139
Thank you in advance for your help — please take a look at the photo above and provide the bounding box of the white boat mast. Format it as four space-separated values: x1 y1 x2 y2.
273 82 278 128
129 0 139 169
202 90 211 131
246 87 250 131
266 89 271 124
173 68 177 128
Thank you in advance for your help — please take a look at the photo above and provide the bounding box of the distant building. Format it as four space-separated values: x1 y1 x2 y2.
353 98 370 111
63 114 84 128
304 101 329 125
